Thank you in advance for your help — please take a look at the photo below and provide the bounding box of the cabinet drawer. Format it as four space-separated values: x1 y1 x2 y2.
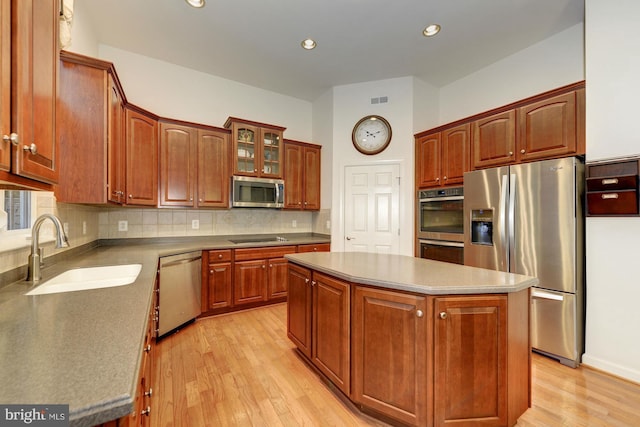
208 249 232 262
587 190 638 215
297 243 331 253
234 245 297 261
586 175 637 192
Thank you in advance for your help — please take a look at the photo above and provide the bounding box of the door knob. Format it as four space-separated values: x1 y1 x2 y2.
346 236 355 240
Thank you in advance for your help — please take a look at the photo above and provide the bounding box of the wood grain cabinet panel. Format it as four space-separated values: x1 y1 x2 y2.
287 263 312 358
433 295 508 427
126 107 158 206
517 91 577 162
472 110 517 169
416 124 469 189
234 259 268 305
416 132 441 188
159 122 197 207
312 272 350 395
267 257 289 299
197 128 229 208
207 261 233 310
352 286 428 426
9 0 59 184
107 74 126 204
284 140 321 210
0 0 9 172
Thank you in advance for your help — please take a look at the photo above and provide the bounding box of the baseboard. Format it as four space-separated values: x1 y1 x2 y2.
581 353 640 385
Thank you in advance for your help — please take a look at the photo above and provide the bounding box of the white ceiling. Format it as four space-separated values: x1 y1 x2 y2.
80 0 584 102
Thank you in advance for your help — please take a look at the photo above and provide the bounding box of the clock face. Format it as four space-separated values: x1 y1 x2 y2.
352 115 392 155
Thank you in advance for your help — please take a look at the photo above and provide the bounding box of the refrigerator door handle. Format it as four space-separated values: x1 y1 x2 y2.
508 173 516 272
531 289 565 301
499 174 509 270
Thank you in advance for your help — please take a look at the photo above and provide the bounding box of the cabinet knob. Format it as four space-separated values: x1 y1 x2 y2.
520 149 526 154
141 407 151 416
508 151 513 156
190 197 193 201
269 264 273 268
218 254 223 259
416 309 424 318
3 133 18 146
210 270 214 274
439 311 447 319
262 265 266 269
254 169 258 172
304 201 308 205
23 143 37 155
311 281 316 287
144 388 153 398
443 176 447 181
305 278 310 284
436 177 440 182
129 194 133 199
199 198 203 202
144 344 151 352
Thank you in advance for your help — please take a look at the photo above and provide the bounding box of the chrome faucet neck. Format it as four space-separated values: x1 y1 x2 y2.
26 214 70 283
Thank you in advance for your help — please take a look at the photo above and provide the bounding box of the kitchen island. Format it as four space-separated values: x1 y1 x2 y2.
285 252 537 427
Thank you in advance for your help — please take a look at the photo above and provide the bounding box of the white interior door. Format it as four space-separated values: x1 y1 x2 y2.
344 163 400 253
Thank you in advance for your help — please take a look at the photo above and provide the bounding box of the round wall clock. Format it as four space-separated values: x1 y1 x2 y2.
352 115 392 155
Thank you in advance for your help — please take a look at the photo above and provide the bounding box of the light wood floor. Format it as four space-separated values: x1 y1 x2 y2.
152 303 640 427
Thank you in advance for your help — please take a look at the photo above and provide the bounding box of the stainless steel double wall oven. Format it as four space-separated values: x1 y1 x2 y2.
416 187 464 264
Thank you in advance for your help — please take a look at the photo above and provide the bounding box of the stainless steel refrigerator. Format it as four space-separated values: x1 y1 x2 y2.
463 157 584 367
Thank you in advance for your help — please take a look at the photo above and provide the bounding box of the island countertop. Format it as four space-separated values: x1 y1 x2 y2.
285 251 538 294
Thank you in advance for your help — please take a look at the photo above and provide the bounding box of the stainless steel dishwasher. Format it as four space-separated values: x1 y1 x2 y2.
158 251 202 337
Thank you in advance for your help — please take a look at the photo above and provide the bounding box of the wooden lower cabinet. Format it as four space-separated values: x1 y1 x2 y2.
352 286 428 426
234 259 268 305
287 267 531 427
203 250 233 311
286 266 350 395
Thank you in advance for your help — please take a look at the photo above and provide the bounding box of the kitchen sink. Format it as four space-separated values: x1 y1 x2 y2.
229 236 288 244
25 264 142 296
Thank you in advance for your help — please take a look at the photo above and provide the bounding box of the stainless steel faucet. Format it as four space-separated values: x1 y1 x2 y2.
26 214 70 282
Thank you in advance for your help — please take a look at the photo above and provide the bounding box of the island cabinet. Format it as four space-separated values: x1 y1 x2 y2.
284 139 322 210
287 264 350 395
126 106 158 206
234 246 297 305
286 256 531 427
225 117 286 179
1 0 59 189
415 123 470 189
158 119 230 208
352 286 428 426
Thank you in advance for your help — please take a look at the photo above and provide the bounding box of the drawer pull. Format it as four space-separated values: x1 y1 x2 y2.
141 406 151 416
601 178 619 185
145 388 153 397
601 193 619 200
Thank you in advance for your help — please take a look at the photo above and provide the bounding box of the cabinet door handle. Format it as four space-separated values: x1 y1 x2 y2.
520 149 526 154
23 143 37 155
144 388 153 397
443 176 447 181
262 265 266 269
416 309 424 318
304 278 310 284
144 344 151 352
141 407 151 416
508 151 513 156
3 133 19 145
311 281 316 287
435 177 440 182
601 193 619 200
439 311 447 319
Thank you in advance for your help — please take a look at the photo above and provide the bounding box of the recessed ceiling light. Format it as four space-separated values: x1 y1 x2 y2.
301 38 317 50
185 0 205 8
423 24 441 37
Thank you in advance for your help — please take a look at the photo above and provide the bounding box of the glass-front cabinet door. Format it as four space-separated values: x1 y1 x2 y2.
261 130 281 177
226 118 285 178
235 125 257 175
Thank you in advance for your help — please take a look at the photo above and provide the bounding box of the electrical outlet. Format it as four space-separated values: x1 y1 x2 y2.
292 220 297 228
191 219 200 229
82 221 87 235
118 220 128 232
326 220 331 230
63 222 69 235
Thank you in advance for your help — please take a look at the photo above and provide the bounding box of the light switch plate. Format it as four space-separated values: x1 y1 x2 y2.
192 219 200 229
118 220 128 232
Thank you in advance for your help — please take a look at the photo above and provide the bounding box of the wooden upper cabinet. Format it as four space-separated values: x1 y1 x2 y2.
126 107 158 206
416 123 469 189
441 123 470 186
8 0 59 184
433 295 508 427
159 120 230 208
108 73 126 204
197 128 229 208
472 110 517 169
284 140 321 210
416 133 441 188
0 0 9 172
225 117 286 178
352 286 428 426
159 122 197 207
517 91 577 162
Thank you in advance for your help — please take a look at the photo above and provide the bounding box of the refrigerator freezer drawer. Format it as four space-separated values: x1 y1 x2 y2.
531 289 582 367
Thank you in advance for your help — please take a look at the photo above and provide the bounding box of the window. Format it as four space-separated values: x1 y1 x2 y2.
2 190 31 231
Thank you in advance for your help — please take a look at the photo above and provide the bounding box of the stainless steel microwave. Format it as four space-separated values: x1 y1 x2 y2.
231 176 284 208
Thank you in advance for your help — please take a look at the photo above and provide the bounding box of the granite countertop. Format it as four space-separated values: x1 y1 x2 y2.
285 252 538 294
0 233 329 427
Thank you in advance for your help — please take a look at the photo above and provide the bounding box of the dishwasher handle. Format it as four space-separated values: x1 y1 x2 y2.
160 255 202 268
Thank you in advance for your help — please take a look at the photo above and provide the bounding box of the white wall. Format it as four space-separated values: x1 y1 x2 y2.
312 89 334 210
331 77 415 255
439 24 585 125
581 0 640 383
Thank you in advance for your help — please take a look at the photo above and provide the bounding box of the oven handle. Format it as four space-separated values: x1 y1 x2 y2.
419 196 464 202
419 239 464 248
